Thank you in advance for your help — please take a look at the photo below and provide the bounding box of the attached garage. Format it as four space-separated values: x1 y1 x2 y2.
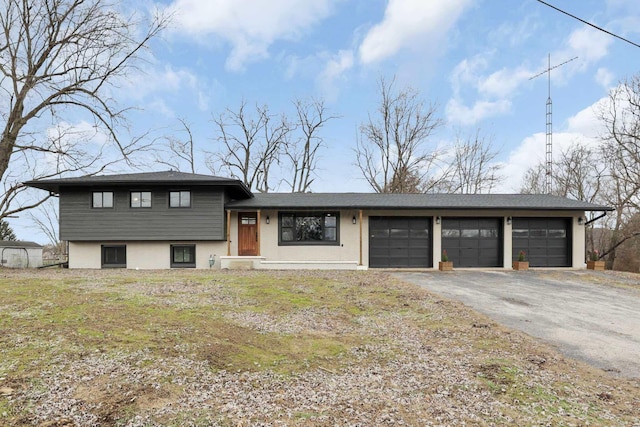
369 216 432 268
512 218 571 267
442 218 502 267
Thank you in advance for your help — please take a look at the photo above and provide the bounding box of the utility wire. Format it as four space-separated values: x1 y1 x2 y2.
536 0 640 49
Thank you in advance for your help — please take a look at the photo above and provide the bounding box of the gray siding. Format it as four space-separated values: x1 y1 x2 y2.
60 187 226 241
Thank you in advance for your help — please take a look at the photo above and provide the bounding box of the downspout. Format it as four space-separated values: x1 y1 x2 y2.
585 211 607 226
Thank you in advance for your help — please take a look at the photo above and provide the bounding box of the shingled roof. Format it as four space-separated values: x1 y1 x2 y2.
25 171 253 199
226 193 612 211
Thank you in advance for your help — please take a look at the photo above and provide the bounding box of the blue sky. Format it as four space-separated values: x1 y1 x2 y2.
12 0 640 242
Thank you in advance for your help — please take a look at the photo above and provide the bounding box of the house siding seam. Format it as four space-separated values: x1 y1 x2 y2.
60 187 226 241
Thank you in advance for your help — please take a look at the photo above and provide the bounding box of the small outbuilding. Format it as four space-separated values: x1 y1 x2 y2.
0 241 44 268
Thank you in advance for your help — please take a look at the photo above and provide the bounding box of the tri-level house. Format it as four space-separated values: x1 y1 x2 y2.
26 171 611 270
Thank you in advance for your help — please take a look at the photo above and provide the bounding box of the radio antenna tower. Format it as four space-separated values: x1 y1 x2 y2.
529 54 578 194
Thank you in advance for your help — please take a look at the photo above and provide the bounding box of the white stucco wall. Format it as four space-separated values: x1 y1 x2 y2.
230 209 588 269
257 209 361 263
69 241 227 269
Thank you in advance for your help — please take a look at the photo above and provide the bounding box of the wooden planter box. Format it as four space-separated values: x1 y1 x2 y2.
512 261 529 271
439 261 453 271
587 260 605 271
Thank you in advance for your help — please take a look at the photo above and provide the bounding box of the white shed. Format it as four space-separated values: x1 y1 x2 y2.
0 241 44 268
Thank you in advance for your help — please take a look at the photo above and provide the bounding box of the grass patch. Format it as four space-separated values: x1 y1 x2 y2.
0 269 638 426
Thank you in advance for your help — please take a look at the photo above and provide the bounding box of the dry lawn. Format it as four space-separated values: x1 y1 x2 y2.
0 269 638 426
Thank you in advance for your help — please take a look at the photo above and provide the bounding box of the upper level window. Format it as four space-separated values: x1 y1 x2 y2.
92 191 113 208
279 212 339 245
131 191 152 208
169 191 191 208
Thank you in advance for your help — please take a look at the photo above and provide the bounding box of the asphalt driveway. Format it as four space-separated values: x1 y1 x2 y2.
395 270 640 378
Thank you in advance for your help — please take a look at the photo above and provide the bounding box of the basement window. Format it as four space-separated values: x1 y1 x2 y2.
102 245 126 268
171 244 196 268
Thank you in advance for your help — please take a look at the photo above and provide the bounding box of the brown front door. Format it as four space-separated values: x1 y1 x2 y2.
238 212 258 256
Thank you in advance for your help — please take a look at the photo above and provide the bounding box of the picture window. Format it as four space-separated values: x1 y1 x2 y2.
279 212 339 245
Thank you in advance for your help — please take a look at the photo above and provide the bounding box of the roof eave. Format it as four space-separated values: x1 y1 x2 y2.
225 204 613 211
25 179 253 199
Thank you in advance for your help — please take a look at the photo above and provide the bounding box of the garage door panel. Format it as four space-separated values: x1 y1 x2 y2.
389 248 409 257
460 240 480 249
512 218 570 267
369 217 432 268
479 240 499 249
461 248 481 258
442 218 502 267
408 240 430 248
547 247 567 256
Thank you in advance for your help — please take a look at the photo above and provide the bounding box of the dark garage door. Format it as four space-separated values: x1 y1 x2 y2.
369 217 432 268
512 218 570 267
442 218 502 267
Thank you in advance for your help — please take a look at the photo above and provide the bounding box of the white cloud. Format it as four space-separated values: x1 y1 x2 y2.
359 0 473 64
567 27 611 63
446 24 614 129
165 0 337 71
548 27 613 84
478 66 533 99
498 131 597 192
445 98 511 126
120 64 199 100
595 67 615 90
319 50 354 89
449 54 489 95
489 14 539 47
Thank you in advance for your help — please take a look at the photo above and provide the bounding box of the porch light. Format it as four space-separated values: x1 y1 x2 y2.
352 215 357 224
435 216 441 224
578 216 584 225
266 216 270 224
506 216 512 225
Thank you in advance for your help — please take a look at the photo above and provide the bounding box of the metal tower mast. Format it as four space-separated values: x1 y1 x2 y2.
529 54 578 194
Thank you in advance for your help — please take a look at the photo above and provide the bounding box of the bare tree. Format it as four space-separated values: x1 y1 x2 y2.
519 164 547 195
599 75 640 211
519 142 605 201
283 98 336 193
553 143 605 202
439 130 503 194
0 0 167 221
210 101 290 192
520 142 608 258
155 118 197 173
597 75 640 268
27 199 59 246
355 76 443 193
